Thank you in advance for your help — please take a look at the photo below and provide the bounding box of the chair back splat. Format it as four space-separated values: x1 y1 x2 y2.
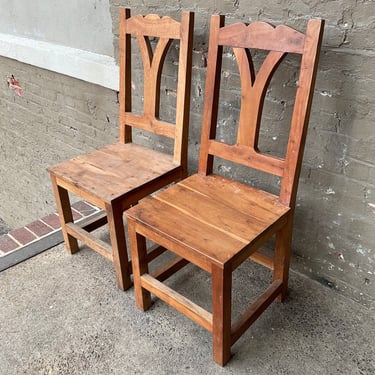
199 16 324 208
120 8 194 173
48 9 194 291
126 15 324 366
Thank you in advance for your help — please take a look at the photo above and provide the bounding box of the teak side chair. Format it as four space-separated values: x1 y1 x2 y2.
48 9 194 291
126 16 324 365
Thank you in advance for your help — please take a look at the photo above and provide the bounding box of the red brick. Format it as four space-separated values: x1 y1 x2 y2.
41 214 61 229
26 220 53 237
0 235 19 253
71 209 83 220
9 227 37 245
72 201 97 216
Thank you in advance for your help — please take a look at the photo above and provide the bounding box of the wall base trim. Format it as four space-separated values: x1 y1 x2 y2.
0 33 119 91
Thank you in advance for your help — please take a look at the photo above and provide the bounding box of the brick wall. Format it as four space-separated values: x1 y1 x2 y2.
0 0 374 308
0 57 119 225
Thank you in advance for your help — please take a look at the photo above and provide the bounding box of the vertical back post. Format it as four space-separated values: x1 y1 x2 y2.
279 19 324 208
119 8 132 143
173 12 194 175
198 14 225 175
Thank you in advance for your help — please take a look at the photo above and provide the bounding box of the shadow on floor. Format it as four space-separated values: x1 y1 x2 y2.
0 218 10 236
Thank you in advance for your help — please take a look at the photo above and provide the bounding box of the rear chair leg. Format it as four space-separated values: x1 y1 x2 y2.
50 175 79 254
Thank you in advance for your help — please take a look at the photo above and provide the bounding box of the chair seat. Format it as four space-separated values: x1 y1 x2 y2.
127 173 290 268
49 142 181 206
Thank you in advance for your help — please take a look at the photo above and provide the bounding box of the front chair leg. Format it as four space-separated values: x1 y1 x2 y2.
128 219 152 311
273 215 293 302
50 176 79 254
106 203 132 291
212 264 232 366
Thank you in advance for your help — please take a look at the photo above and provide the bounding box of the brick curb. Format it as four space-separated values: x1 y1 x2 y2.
0 201 102 272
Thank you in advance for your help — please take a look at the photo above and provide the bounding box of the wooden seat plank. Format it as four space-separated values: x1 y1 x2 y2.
127 196 247 267
49 143 181 203
154 181 285 243
179 174 290 222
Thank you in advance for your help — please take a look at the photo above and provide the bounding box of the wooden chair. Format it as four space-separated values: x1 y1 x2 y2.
126 16 324 365
48 9 194 291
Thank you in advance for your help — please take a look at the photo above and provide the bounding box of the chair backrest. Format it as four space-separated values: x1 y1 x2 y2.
198 15 324 208
118 9 194 174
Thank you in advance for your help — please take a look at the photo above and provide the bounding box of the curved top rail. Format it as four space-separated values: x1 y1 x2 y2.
218 21 305 54
125 14 181 39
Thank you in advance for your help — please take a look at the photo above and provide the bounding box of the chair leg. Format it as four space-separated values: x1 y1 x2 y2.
212 264 232 366
50 175 79 254
128 219 152 310
106 203 132 291
273 216 293 302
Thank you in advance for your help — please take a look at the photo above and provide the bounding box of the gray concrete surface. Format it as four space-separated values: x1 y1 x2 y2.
1 243 374 375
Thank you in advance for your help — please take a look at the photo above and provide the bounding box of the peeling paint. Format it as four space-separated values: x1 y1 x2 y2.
339 143 349 173
356 245 366 256
218 165 231 173
7 75 23 96
320 90 333 97
332 251 345 261
325 188 336 195
196 85 202 97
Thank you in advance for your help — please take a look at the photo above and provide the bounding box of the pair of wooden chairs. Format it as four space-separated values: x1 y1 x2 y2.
49 8 324 366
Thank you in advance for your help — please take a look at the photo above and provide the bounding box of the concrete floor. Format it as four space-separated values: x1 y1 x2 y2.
0 218 10 235
1 243 374 375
